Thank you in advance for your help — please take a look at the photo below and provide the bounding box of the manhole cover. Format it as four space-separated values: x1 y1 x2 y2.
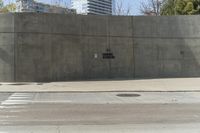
37 83 43 85
116 93 141 97
8 83 31 86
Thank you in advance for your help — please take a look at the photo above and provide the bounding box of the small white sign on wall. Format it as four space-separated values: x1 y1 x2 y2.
94 53 98 59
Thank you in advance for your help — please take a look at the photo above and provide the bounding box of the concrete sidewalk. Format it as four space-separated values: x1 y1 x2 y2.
1 124 200 133
0 78 200 92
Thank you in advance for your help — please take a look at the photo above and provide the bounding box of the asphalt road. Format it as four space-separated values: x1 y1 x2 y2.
0 92 200 132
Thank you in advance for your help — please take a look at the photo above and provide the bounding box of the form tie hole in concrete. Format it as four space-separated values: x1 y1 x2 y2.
116 93 141 97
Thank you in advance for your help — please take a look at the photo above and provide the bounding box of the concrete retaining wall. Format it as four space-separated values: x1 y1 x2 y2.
1 13 200 82
0 14 14 81
133 16 200 78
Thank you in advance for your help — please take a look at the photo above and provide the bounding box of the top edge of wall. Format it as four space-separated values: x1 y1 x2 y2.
0 12 198 18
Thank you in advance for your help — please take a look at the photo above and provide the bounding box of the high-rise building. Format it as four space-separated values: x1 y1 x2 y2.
72 0 114 15
16 0 76 14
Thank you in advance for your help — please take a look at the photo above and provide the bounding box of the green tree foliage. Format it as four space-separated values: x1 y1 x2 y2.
160 0 176 15
0 0 3 8
0 0 16 13
161 0 200 15
2 3 16 12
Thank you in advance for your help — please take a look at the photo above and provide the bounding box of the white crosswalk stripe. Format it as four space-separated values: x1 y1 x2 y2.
1 93 34 105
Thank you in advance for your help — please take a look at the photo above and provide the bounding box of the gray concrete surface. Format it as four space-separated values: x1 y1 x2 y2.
0 92 200 132
2 92 200 104
1 13 200 81
0 14 14 81
57 124 200 133
1 78 200 92
2 124 200 133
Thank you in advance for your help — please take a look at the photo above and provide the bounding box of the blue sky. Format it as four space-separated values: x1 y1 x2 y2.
6 0 145 15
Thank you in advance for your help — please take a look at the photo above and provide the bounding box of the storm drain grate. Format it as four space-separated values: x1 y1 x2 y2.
116 93 141 97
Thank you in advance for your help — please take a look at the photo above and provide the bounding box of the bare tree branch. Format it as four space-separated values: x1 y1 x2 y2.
114 0 132 16
140 0 166 16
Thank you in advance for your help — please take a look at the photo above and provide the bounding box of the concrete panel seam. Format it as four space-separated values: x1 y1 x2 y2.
13 32 133 38
131 16 135 78
133 36 200 39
